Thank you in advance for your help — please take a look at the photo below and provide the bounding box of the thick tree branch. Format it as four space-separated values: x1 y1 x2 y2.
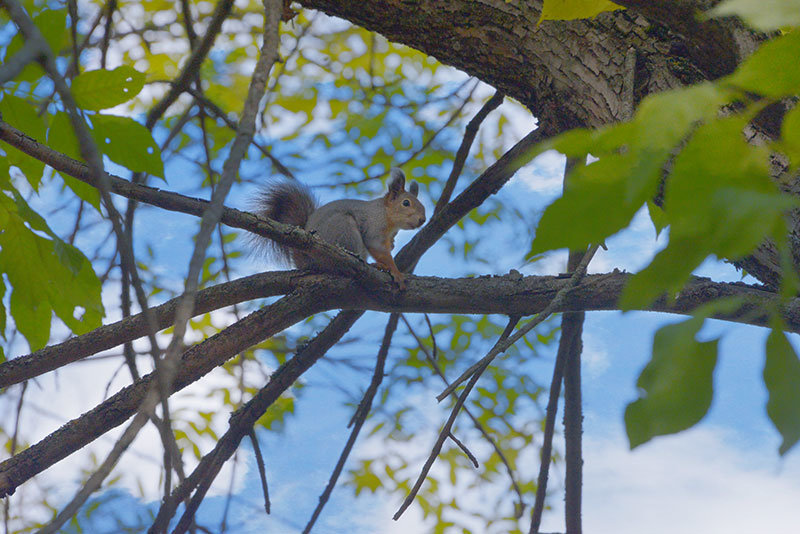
612 0 751 79
0 272 295 389
0 269 793 498
298 0 759 132
2 268 796 392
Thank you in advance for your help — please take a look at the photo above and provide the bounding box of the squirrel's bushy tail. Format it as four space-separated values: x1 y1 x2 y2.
252 180 317 266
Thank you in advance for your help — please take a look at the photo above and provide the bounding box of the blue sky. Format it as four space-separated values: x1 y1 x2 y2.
22 144 800 533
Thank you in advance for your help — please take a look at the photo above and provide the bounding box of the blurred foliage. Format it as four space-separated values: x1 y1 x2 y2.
2 0 799 532
0 0 536 532
527 6 800 452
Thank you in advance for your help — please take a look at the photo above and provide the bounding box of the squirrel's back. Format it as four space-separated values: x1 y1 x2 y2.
306 198 387 261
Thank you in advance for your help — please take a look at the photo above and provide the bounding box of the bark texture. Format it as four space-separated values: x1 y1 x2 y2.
299 0 791 287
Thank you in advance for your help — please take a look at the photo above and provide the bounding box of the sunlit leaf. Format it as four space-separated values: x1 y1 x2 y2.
91 114 164 178
72 66 146 110
529 151 661 255
539 0 623 22
48 112 102 210
726 32 800 98
0 194 104 351
0 94 46 189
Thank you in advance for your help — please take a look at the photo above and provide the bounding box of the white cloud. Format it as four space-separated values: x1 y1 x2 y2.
540 427 800 533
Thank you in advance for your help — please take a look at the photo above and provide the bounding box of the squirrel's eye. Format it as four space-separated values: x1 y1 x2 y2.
403 199 410 207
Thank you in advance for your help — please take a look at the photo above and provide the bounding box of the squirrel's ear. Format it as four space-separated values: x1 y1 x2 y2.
409 181 419 197
388 168 406 198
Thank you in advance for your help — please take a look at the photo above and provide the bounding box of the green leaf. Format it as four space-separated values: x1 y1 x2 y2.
72 66 146 111
708 189 795 259
726 32 800 98
8 270 51 351
622 115 781 308
620 236 708 309
548 83 730 157
0 156 10 190
48 111 82 160
780 103 800 170
529 151 661 255
646 200 667 237
91 114 164 178
539 0 623 22
0 94 46 189
0 194 104 351
764 327 800 455
33 8 68 56
625 318 718 449
632 83 732 150
668 115 771 216
709 0 800 31
349 460 383 495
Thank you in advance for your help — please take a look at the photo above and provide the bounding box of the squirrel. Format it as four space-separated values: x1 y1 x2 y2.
253 168 426 288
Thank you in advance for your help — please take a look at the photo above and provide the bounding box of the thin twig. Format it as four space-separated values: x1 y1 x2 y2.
447 431 479 468
340 80 479 187
435 90 505 214
99 0 116 68
394 316 519 520
403 314 525 513
186 87 295 179
248 429 271 514
144 0 234 129
151 307 363 534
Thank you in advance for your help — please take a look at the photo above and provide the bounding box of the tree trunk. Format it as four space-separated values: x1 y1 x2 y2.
299 0 791 287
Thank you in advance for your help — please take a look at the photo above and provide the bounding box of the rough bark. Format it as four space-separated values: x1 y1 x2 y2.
1 269 797 499
300 0 758 132
298 0 791 288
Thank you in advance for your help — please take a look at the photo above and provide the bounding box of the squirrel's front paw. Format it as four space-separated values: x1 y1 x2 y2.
370 262 406 290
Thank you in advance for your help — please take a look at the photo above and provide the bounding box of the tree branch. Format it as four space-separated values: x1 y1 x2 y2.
148 308 364 532
612 0 747 79
0 118 391 289
144 0 235 129
394 317 519 519
0 271 295 393
0 268 793 499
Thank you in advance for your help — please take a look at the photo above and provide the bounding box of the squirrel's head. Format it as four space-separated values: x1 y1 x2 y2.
384 168 426 230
